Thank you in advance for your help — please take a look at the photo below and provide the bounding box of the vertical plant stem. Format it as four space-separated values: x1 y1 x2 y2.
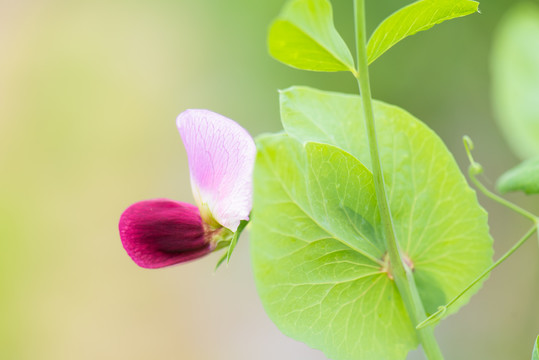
353 1 444 359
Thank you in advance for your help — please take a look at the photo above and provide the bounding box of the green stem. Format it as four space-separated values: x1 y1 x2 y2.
470 174 537 221
469 173 537 222
417 224 538 329
463 136 537 223
353 1 444 359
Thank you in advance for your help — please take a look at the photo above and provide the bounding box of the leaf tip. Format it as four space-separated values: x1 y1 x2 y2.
215 252 228 271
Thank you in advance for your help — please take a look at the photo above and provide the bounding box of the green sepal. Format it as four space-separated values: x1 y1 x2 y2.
214 251 228 271
532 335 539 360
213 240 231 252
214 220 249 270
226 220 249 264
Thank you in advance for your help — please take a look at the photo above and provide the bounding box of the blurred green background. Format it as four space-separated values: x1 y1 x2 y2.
1 0 538 359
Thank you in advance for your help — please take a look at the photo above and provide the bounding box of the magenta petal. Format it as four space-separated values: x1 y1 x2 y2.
177 109 256 232
119 199 212 269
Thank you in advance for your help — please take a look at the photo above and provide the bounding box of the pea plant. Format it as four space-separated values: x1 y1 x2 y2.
119 0 539 359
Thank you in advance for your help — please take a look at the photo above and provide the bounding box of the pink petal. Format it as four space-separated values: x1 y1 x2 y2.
177 109 256 232
119 199 212 269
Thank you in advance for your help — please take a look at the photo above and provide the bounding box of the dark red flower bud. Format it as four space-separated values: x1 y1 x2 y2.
119 199 214 269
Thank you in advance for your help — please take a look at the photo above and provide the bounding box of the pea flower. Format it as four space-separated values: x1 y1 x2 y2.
119 109 256 269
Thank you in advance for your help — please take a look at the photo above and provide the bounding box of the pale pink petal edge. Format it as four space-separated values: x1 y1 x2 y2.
176 109 256 232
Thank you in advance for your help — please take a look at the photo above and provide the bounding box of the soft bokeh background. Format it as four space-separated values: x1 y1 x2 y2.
1 0 538 359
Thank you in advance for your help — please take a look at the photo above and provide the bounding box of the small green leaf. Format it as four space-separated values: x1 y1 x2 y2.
497 157 539 195
268 0 355 73
532 335 539 360
251 87 493 359
367 0 479 64
492 3 539 160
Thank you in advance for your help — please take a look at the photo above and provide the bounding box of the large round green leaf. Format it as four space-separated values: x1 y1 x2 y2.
251 87 493 359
